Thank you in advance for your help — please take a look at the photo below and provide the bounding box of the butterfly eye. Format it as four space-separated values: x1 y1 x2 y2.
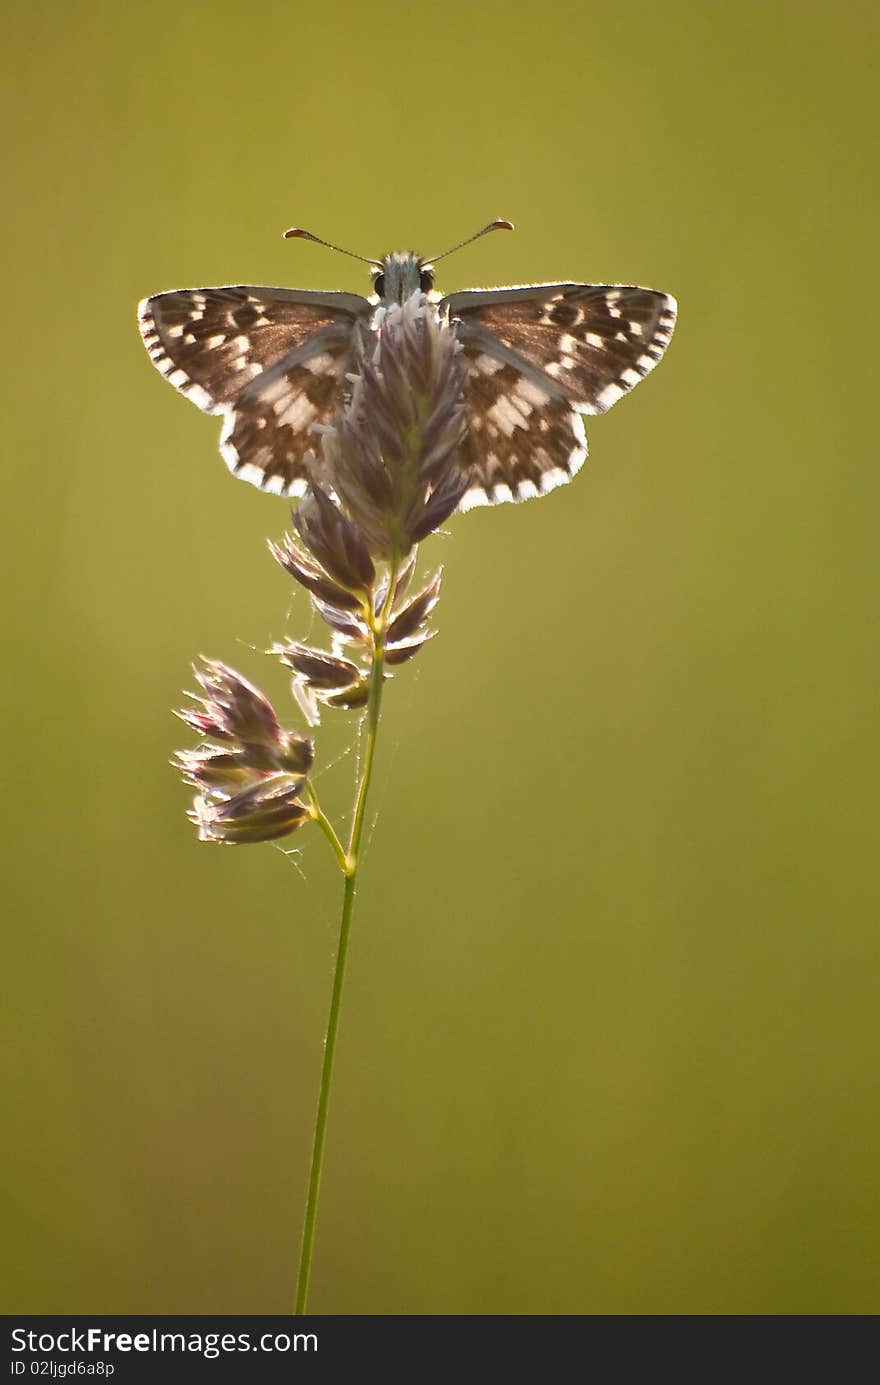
373 273 386 297
419 269 434 292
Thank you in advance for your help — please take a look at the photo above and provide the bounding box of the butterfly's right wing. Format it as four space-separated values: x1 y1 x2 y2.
441 282 676 508
138 286 372 495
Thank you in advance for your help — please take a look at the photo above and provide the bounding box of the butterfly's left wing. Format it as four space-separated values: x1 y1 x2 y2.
441 283 676 508
138 286 372 494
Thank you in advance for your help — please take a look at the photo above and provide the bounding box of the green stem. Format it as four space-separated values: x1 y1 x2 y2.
347 628 388 864
294 867 356 1315
294 563 397 1315
306 784 350 875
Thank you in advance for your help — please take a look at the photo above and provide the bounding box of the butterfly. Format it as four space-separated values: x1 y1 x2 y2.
138 220 676 510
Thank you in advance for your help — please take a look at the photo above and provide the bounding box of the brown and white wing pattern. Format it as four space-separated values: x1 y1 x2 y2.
453 347 588 510
442 283 677 508
138 286 371 495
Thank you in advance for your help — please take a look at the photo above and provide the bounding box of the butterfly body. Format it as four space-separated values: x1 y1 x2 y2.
138 240 676 507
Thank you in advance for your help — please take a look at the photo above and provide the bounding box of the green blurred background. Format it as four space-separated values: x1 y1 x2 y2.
2 0 878 1315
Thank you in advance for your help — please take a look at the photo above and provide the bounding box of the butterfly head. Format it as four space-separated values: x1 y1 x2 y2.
283 220 514 305
372 253 434 304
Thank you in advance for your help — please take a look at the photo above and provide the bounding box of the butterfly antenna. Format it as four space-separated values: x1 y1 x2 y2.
421 219 514 267
282 226 382 268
